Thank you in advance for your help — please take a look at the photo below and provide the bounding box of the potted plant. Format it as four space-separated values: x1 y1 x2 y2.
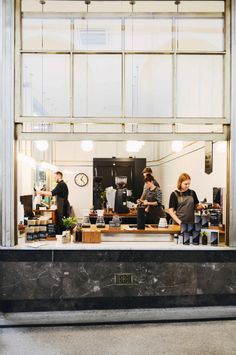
100 191 107 209
62 217 78 243
63 216 78 231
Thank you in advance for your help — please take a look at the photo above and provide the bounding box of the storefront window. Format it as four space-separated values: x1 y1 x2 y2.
74 19 122 51
125 55 173 117
73 54 122 117
22 19 71 50
177 19 224 51
177 55 223 117
14 0 230 248
19 2 227 120
22 54 70 117
125 19 173 51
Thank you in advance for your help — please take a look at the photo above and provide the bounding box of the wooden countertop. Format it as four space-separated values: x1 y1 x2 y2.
84 225 225 235
85 224 180 234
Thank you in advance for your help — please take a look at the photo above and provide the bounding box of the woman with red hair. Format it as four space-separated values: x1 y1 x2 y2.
168 173 206 225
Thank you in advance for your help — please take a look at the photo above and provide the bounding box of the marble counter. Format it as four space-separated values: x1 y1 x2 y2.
1 231 236 314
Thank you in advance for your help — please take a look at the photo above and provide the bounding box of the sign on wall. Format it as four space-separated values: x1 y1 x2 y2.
205 141 213 174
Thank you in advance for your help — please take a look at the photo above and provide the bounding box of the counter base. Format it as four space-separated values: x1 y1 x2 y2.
1 306 236 326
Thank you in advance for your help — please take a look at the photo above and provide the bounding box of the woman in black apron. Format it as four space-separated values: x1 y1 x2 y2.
141 174 165 224
168 173 206 225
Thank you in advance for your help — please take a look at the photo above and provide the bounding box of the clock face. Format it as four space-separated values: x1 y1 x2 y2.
74 173 89 187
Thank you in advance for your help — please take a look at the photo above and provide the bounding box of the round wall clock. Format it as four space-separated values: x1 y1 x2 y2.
74 173 89 187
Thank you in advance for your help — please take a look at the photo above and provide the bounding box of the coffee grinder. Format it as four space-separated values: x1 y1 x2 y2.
114 176 129 214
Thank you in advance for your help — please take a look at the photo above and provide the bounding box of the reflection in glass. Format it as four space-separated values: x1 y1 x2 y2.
125 55 172 117
22 19 71 50
177 19 224 51
125 18 172 51
74 19 122 51
73 55 122 117
22 54 70 116
177 55 223 117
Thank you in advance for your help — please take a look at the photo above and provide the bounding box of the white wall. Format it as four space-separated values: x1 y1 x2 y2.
52 141 155 217
151 141 227 209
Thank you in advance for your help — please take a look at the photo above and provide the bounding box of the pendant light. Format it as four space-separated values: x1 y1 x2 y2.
81 1 94 153
126 1 144 154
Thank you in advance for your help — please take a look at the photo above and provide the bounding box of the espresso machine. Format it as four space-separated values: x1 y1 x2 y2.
114 176 129 214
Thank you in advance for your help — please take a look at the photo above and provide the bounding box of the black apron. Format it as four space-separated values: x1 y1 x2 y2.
175 191 195 224
56 196 70 234
146 205 166 224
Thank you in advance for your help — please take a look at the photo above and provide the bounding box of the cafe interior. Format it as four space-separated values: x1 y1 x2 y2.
16 0 229 247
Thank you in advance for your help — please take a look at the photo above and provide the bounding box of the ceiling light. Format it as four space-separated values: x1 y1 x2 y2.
171 140 183 153
81 140 93 152
35 140 49 152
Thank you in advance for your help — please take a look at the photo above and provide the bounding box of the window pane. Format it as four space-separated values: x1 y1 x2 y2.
22 19 71 50
74 55 122 117
177 55 223 117
177 19 224 51
125 19 172 51
125 55 173 117
178 1 224 13
74 19 122 51
22 54 70 116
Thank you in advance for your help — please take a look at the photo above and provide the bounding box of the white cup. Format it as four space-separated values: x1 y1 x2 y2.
56 234 63 244
158 218 168 228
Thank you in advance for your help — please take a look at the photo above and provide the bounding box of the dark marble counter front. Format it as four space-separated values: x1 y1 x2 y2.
1 249 236 312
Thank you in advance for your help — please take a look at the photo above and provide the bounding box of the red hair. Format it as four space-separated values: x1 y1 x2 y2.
177 173 191 190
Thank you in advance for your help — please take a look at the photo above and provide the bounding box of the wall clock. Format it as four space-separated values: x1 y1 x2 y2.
74 173 89 187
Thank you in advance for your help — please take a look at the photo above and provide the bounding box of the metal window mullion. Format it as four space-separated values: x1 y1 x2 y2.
20 50 226 55
16 131 228 143
70 17 74 119
224 0 231 121
122 17 125 119
229 0 236 246
1 0 15 247
22 12 224 20
15 0 21 121
15 116 228 125
173 17 177 122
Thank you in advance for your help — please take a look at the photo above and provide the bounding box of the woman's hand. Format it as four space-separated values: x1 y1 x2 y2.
143 200 149 206
198 203 207 209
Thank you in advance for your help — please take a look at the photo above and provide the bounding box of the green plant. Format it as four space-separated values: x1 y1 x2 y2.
100 191 106 204
62 216 78 230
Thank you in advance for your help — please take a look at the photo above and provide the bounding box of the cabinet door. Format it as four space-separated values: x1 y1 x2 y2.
94 164 115 190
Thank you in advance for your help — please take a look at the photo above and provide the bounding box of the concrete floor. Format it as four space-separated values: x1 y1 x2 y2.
1 320 236 355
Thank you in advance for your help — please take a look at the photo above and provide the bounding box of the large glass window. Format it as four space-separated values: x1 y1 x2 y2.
177 19 224 51
22 19 71 50
73 55 122 117
15 0 229 248
74 19 122 51
19 1 227 122
125 19 173 51
22 54 70 116
177 55 223 117
125 55 173 117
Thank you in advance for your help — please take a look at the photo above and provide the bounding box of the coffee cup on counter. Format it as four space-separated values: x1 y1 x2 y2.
158 217 168 228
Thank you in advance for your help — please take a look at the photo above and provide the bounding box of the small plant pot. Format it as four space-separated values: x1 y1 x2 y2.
62 230 71 243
